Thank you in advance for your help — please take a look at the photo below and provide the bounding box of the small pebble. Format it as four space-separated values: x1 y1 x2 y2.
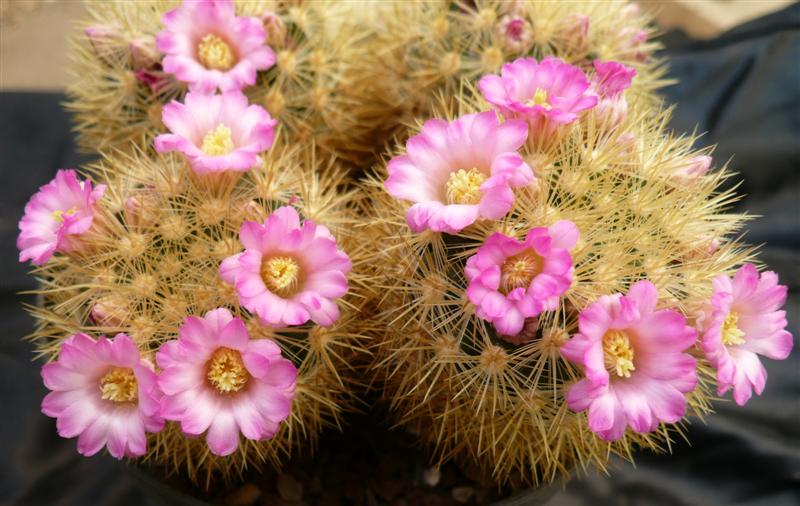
452 486 474 504
225 483 261 506
277 473 303 502
422 466 441 487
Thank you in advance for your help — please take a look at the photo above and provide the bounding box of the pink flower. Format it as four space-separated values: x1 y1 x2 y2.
478 57 598 141
671 155 712 184
384 111 533 234
220 206 351 327
591 60 636 129
494 15 533 53
561 281 698 441
465 221 579 336
697 264 793 405
157 308 297 456
154 91 277 174
41 333 163 458
17 169 106 266
157 0 275 93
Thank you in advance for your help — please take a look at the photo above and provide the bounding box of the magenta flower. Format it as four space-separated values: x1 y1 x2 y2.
220 206 352 327
384 111 533 234
17 169 106 266
465 221 579 337
154 91 277 174
157 308 297 456
157 0 275 93
478 57 598 140
41 333 163 458
591 60 636 129
561 281 698 441
697 264 793 405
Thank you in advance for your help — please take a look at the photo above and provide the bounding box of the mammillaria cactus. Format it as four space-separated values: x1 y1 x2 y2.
362 55 793 485
66 0 371 166
342 0 666 164
20 140 371 484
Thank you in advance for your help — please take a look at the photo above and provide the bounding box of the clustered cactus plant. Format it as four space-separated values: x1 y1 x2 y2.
362 53 791 485
15 0 794 495
66 0 372 166
24 144 370 484
341 0 667 163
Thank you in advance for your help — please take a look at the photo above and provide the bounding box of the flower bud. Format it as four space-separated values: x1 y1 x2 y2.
494 15 533 53
672 156 712 184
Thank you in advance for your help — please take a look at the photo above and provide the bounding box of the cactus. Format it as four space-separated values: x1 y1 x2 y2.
65 0 372 167
362 75 756 485
25 144 370 485
339 0 666 165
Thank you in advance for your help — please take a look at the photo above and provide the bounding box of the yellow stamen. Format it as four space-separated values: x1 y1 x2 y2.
261 256 301 297
721 311 746 346
500 250 541 294
603 330 635 378
52 206 78 222
201 124 235 156
525 88 551 109
445 168 486 205
197 33 235 71
100 367 138 403
207 348 249 393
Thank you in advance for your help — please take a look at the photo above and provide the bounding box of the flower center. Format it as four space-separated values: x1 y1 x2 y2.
99 367 138 403
207 347 249 394
52 206 78 222
445 168 486 205
721 311 746 346
499 250 541 293
261 256 301 297
603 330 635 378
525 88 551 110
201 124 235 156
197 33 235 71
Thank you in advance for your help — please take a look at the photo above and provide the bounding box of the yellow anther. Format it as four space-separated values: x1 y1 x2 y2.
445 168 486 205
197 33 235 71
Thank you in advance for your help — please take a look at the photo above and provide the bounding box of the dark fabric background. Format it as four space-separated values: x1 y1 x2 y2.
1 5 798 505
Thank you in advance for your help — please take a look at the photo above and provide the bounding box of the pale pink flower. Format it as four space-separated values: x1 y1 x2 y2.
41 333 163 458
559 14 590 55
479 57 598 141
17 169 106 266
154 91 277 174
561 281 697 441
591 60 636 129
697 264 793 405
494 15 533 53
85 25 120 62
157 0 275 93
621 3 642 19
465 221 579 336
619 27 648 62
129 36 159 70
384 111 533 234
157 308 297 456
671 155 712 184
260 11 287 48
220 206 351 327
